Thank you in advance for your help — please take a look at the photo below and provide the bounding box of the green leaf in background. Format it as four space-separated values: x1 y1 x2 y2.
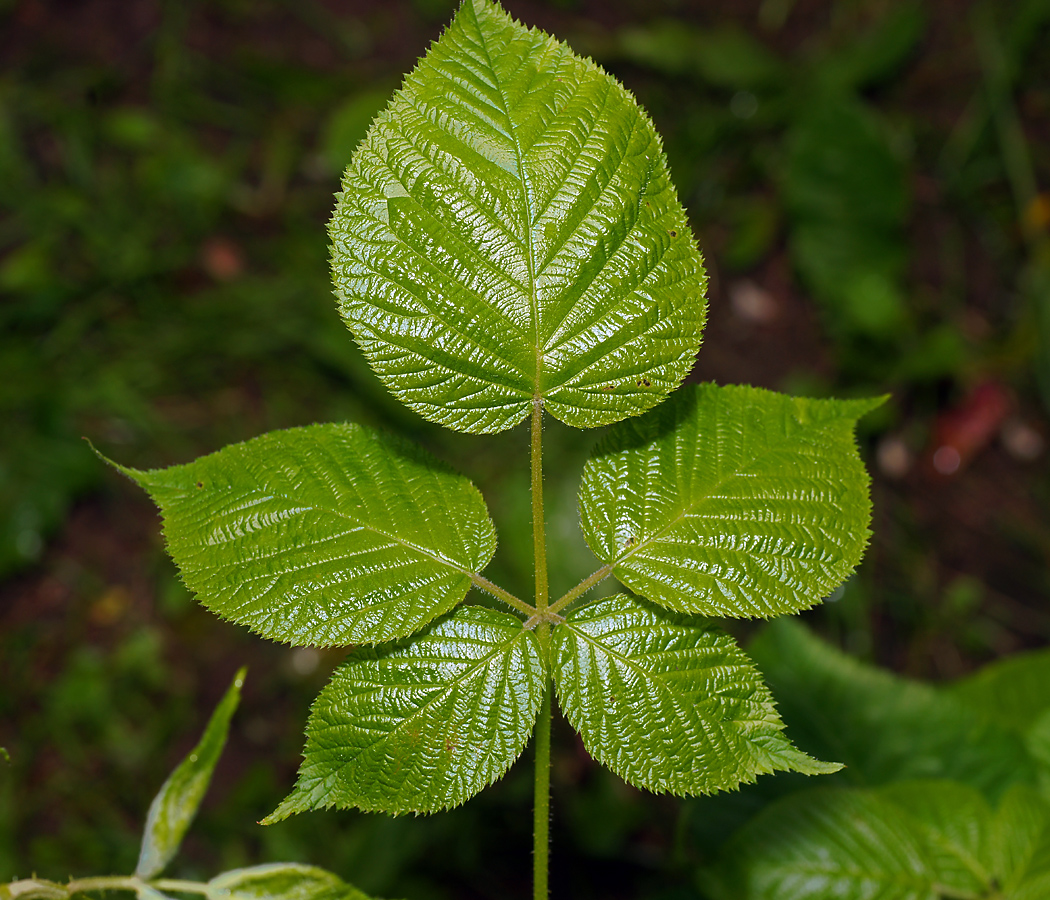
700 780 1050 900
783 97 910 340
113 423 496 647
578 383 879 619
950 647 1050 734
552 596 837 797
749 620 1038 796
268 606 545 819
812 1 926 94
206 863 380 900
136 667 245 879
616 22 785 89
330 0 707 433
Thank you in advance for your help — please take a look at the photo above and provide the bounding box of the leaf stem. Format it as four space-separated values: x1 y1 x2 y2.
530 397 551 900
65 878 141 896
471 573 536 617
547 564 613 617
152 881 211 896
531 399 549 616
2 875 214 900
532 679 552 900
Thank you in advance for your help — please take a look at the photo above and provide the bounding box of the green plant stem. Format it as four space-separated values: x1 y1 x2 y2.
548 564 613 617
532 680 552 900
2 876 213 900
530 397 551 900
471 573 536 617
531 398 549 616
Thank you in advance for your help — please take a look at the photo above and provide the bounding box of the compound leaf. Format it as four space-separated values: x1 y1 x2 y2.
267 606 545 818
136 668 245 879
579 383 880 619
331 0 707 433
206 863 380 900
116 423 496 647
552 595 837 797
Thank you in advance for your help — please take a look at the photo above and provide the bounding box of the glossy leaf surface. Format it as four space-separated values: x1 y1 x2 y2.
701 781 1050 900
136 668 245 879
120 424 496 647
552 596 837 796
330 0 707 433
579 383 879 618
206 864 377 900
268 606 545 818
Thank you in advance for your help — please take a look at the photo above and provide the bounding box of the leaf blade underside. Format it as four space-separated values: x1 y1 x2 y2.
206 863 376 900
331 0 707 433
119 423 496 647
552 595 837 797
579 383 881 618
136 668 245 879
267 606 545 818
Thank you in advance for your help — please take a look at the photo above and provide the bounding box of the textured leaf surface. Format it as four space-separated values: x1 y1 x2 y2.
702 780 1050 900
120 424 496 646
579 384 879 618
206 863 378 900
330 0 707 433
700 785 974 900
552 595 837 797
750 620 1036 795
136 668 244 879
268 606 544 818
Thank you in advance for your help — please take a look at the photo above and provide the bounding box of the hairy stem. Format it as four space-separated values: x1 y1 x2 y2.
530 398 551 900
548 564 613 617
471 573 536 617
531 399 549 616
532 679 552 900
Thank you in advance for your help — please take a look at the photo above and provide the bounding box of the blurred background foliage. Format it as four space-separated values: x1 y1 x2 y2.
1 0 1048 897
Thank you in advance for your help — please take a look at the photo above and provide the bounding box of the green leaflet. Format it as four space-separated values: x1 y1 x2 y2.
330 0 707 434
578 383 880 619
136 668 245 879
950 647 1050 734
750 619 1037 795
206 863 380 900
267 606 545 818
115 423 496 647
700 781 1050 900
552 596 837 797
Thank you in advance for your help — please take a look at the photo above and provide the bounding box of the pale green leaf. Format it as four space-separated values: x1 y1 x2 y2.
750 620 1037 795
990 785 1050 896
330 0 707 433
876 781 994 894
136 668 245 879
206 863 382 900
267 606 545 818
579 384 880 619
702 781 1050 900
552 595 837 798
114 423 496 647
700 788 935 900
950 648 1050 734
